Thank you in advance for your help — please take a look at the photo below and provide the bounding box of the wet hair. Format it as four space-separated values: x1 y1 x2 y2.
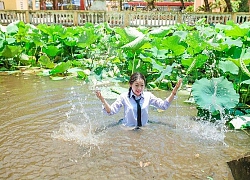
128 72 146 97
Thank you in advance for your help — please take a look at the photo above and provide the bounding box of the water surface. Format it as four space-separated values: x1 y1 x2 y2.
0 74 249 179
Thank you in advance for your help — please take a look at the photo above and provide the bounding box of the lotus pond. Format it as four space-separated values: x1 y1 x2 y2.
0 74 249 179
0 19 250 179
0 20 249 125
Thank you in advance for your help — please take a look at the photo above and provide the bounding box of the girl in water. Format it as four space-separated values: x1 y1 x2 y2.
96 72 182 128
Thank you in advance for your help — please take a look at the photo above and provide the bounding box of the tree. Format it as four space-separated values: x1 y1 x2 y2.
144 0 156 11
180 0 185 12
238 0 249 12
224 0 233 12
197 0 212 12
204 0 211 12
212 0 224 12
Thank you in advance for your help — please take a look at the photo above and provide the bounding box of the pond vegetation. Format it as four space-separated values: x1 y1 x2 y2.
0 19 249 130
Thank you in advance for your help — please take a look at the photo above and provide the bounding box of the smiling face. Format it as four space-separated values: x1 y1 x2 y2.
130 78 145 97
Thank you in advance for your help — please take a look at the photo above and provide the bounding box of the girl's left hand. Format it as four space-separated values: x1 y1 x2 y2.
173 79 182 94
95 90 103 100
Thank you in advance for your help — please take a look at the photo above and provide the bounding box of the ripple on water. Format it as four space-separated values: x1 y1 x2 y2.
0 75 249 180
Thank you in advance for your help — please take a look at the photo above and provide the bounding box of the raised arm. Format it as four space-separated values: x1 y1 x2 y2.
167 78 183 103
95 90 111 113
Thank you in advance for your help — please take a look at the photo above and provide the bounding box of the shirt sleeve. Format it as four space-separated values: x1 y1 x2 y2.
149 92 171 110
102 95 124 115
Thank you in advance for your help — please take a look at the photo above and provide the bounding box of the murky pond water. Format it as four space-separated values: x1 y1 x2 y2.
0 74 249 179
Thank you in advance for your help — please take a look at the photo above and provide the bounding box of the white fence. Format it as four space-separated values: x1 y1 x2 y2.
0 10 249 27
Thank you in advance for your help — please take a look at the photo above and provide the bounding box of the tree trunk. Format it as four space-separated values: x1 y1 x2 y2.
146 0 155 11
204 0 210 12
119 0 122 11
180 0 185 12
224 0 233 12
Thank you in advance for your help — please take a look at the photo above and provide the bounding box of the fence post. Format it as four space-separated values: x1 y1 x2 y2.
232 12 237 23
123 11 129 27
25 10 30 24
177 12 182 24
74 11 78 26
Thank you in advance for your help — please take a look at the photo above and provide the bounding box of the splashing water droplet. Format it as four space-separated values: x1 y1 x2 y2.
52 86 103 156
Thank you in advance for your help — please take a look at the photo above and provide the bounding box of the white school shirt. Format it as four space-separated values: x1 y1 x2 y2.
103 91 171 127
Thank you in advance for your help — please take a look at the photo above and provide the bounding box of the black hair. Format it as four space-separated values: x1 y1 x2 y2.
128 72 146 97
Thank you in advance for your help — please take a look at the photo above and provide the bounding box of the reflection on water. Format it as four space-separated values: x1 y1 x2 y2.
0 74 249 179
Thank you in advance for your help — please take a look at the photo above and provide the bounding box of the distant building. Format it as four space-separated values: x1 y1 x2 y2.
0 1 4 10
1 0 35 10
0 0 83 10
0 0 199 12
124 1 194 12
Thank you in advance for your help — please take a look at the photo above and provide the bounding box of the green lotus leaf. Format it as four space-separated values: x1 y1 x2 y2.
241 79 250 84
155 64 173 82
38 55 55 69
6 37 16 44
121 35 147 50
223 37 243 47
50 76 65 81
192 77 239 113
225 25 249 38
219 61 239 74
150 47 168 59
49 61 71 75
103 22 114 33
43 45 60 57
6 22 19 35
229 115 250 129
161 35 185 56
97 86 128 99
149 26 172 37
173 31 188 41
64 37 77 47
124 27 143 40
1 45 22 58
77 28 97 48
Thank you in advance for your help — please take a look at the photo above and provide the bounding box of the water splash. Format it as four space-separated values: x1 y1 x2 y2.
51 86 104 156
184 118 227 144
174 86 228 145
52 121 101 147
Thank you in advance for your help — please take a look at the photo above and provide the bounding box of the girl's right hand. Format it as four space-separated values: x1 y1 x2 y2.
95 90 111 113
